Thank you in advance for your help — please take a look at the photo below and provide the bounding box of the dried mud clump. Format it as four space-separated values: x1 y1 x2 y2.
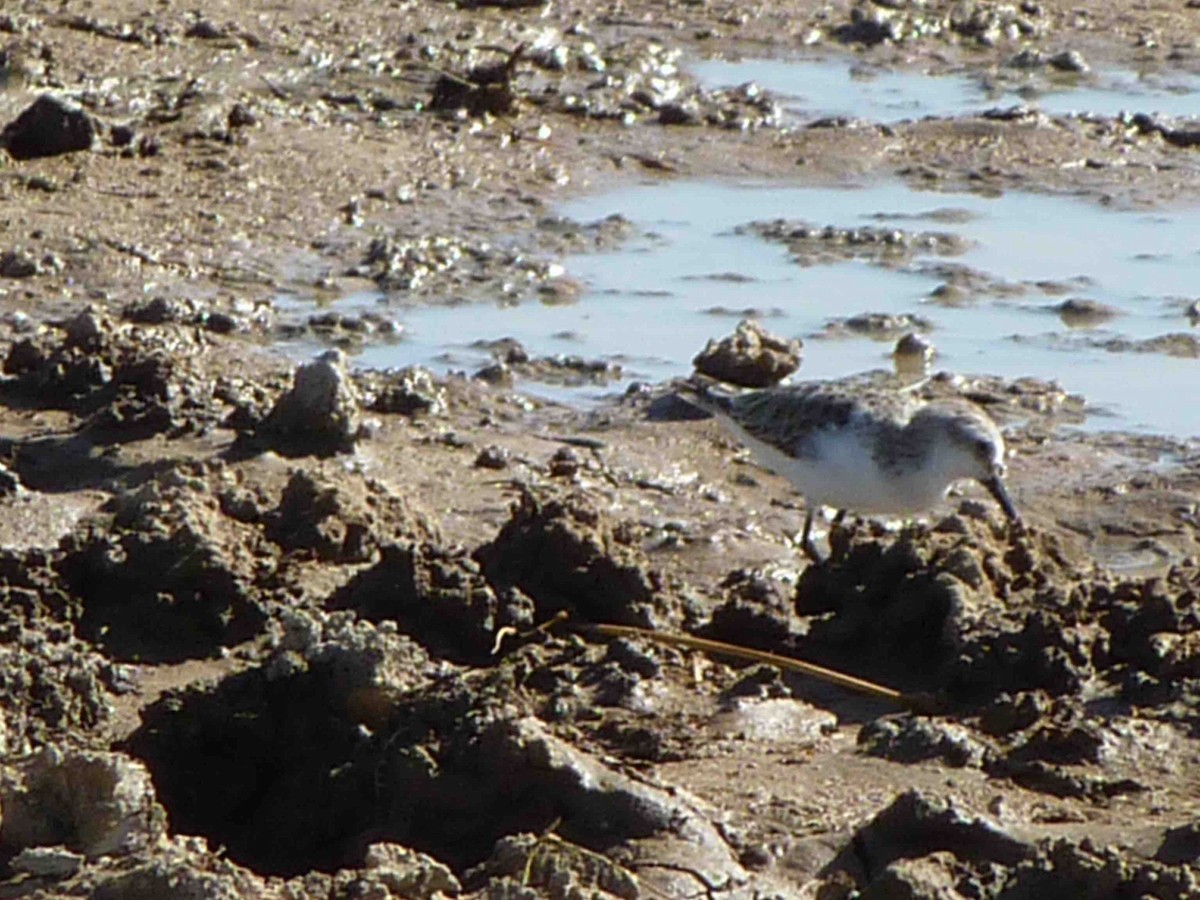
794 514 1082 697
125 611 736 886
833 0 1045 48
0 749 167 859
2 308 209 441
359 230 565 300
1090 563 1200 714
692 318 802 388
746 219 972 267
255 350 362 456
57 467 268 663
329 542 532 663
357 366 447 416
700 567 803 650
467 832 638 898
0 549 125 753
264 468 438 565
476 486 669 627
813 789 1198 897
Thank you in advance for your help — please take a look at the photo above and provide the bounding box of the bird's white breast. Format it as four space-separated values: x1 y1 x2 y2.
727 420 958 515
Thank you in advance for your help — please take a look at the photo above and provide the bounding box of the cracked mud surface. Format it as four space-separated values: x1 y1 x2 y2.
2 0 1200 897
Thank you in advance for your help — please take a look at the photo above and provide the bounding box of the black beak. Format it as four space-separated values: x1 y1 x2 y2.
983 471 1020 524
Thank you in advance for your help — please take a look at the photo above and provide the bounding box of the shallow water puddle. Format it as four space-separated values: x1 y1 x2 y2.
329 180 1200 437
693 57 1200 120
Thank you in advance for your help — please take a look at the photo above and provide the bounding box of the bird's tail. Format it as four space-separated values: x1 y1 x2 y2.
673 375 738 418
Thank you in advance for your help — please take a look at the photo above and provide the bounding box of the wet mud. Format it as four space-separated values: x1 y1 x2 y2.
2 0 1200 898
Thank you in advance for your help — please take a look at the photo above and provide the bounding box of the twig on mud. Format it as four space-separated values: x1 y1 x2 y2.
491 609 570 655
564 620 939 713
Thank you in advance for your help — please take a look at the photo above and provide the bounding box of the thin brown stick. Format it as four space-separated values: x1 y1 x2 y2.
571 621 936 711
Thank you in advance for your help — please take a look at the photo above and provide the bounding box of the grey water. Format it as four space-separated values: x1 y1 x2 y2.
338 180 1200 436
290 53 1200 437
693 57 1200 121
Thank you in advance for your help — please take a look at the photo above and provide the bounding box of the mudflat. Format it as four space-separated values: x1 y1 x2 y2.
1 1 1199 897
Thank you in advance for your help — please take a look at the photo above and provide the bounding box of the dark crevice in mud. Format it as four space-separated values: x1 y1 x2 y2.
56 539 267 664
123 628 696 879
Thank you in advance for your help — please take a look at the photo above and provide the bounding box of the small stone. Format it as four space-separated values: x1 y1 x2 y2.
893 332 935 379
474 445 510 470
548 445 581 478
1048 49 1089 73
474 361 514 387
63 308 106 350
370 367 445 416
0 249 38 278
204 311 238 334
1055 298 1119 328
1 94 97 160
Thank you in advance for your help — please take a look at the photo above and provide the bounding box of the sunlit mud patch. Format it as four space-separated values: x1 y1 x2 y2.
125 611 736 882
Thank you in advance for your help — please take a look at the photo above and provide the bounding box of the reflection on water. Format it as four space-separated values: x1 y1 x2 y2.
692 58 1200 121
310 180 1200 437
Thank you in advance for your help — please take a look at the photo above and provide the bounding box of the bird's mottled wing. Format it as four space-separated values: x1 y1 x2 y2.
727 384 882 459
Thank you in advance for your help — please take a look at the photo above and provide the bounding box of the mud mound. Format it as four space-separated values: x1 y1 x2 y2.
0 549 125 752
328 542 532 663
476 486 671 627
793 511 1082 697
812 789 1197 898
254 351 363 457
264 468 439 563
126 610 738 884
57 466 268 663
124 611 442 875
700 566 804 650
1090 563 1200 712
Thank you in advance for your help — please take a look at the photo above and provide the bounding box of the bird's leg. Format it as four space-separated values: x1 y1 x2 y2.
800 507 823 562
827 509 847 557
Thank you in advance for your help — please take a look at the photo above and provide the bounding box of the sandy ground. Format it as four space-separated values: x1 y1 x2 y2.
1 0 1200 897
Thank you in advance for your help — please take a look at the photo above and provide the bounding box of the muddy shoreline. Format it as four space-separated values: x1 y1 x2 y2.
2 1 1200 897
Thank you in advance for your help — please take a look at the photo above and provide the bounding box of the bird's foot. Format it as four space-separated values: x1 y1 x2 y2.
802 538 827 564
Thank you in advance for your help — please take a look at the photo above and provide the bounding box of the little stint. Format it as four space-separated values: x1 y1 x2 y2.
678 377 1020 559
